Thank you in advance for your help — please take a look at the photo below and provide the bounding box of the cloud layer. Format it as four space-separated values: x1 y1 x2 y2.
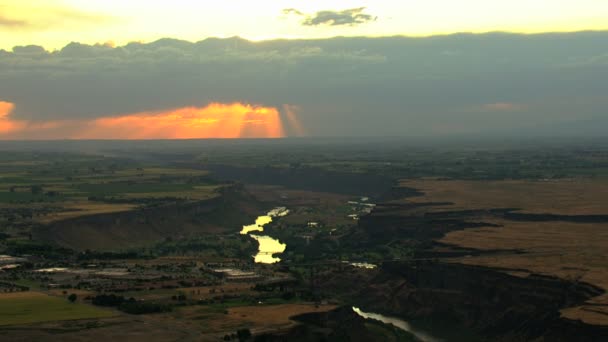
1 32 608 138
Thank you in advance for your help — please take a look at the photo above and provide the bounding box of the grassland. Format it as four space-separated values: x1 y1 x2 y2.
401 179 608 325
0 292 115 326
399 179 608 215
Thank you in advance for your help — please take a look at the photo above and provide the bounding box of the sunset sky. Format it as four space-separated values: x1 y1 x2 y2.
2 0 607 50
1 1 608 139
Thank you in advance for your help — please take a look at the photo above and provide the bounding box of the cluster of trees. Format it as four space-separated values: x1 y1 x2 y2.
91 294 172 314
77 250 140 261
6 241 74 259
119 301 172 315
151 235 254 259
91 294 131 306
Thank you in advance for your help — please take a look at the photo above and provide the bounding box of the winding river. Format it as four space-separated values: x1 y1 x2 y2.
240 207 289 264
352 307 441 342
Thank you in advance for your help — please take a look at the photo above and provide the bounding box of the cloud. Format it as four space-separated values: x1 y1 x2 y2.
284 7 377 27
1 32 608 138
78 103 284 139
0 100 64 136
0 3 116 31
0 15 27 28
282 8 304 17
0 101 23 133
0 102 284 140
0 101 15 118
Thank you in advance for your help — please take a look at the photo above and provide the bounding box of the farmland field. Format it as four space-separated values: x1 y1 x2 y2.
0 292 115 326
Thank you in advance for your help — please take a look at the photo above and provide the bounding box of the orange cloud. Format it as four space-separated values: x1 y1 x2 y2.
0 102 285 140
75 103 284 139
0 101 25 134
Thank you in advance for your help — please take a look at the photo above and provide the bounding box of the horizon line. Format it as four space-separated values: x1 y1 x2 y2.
4 29 608 52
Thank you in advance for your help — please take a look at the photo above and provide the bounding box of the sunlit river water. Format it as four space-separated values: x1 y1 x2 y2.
352 307 442 342
240 207 289 264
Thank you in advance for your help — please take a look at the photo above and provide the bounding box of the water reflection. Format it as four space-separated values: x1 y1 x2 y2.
350 262 377 269
352 307 441 342
241 207 289 264
250 235 287 263
240 207 288 235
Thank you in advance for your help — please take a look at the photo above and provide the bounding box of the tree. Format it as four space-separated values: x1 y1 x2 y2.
68 293 77 303
236 328 251 341
30 185 43 195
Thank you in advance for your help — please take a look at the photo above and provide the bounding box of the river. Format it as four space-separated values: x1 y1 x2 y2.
240 207 289 264
352 307 441 342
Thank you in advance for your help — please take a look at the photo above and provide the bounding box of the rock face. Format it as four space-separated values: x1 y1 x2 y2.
333 188 608 340
254 306 410 342
316 262 607 341
33 185 261 250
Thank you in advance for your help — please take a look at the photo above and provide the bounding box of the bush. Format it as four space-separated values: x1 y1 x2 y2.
68 293 77 303
237 328 252 341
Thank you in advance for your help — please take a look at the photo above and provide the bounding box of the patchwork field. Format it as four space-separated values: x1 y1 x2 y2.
401 179 608 325
0 159 222 226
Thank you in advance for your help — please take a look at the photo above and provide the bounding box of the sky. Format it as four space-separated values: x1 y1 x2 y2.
2 0 608 50
1 1 608 139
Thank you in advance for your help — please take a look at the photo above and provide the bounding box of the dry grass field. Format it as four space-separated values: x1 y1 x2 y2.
401 179 608 325
400 179 608 215
37 202 137 224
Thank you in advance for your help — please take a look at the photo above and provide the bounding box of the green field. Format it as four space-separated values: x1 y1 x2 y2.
0 292 115 326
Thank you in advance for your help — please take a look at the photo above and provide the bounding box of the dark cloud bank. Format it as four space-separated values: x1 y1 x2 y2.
1 32 608 137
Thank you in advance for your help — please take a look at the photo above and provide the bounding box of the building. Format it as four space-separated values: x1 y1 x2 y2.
0 255 26 265
210 268 261 282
